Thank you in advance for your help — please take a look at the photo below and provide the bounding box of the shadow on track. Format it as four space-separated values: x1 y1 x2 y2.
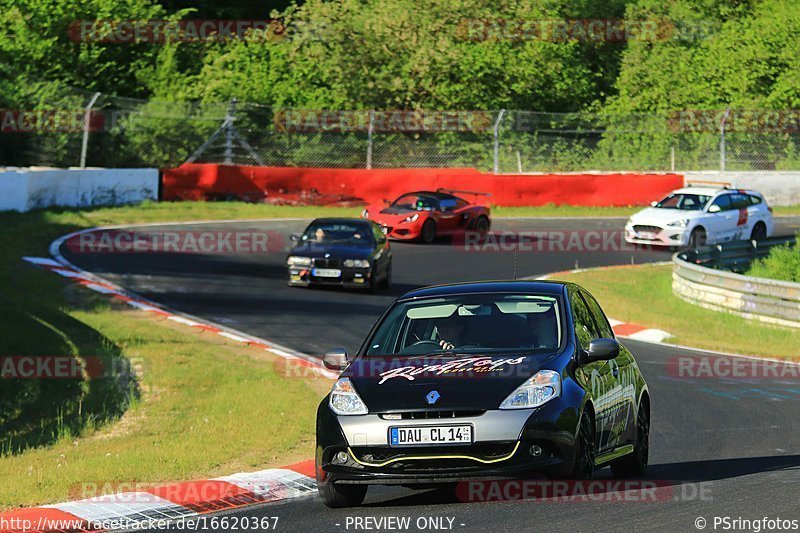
359 455 800 508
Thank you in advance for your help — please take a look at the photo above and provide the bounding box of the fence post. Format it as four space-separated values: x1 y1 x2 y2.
79 92 101 168
720 107 731 172
366 110 374 170
224 98 237 165
671 146 675 172
493 109 506 174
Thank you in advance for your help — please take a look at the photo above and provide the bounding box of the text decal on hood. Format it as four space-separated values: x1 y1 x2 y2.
378 356 525 385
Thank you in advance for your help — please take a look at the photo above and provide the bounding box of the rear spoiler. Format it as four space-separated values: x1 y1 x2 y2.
436 188 492 197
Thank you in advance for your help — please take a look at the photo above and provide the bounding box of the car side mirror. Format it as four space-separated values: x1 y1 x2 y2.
585 338 619 362
650 201 658 207
290 233 301 242
708 204 721 213
323 348 350 370
382 198 390 205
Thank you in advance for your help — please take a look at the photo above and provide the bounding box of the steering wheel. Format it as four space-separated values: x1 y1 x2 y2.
399 340 442 355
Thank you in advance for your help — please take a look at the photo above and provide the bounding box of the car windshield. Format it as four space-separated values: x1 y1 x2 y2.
365 293 562 357
654 193 711 210
302 222 373 245
392 194 438 211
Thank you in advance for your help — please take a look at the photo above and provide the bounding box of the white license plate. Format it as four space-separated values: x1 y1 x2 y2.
389 425 472 446
637 232 657 240
312 268 341 278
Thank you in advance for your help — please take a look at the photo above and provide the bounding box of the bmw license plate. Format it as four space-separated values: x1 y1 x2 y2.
312 268 341 278
389 425 472 446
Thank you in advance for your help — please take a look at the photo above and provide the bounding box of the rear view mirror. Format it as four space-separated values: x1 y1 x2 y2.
323 348 350 370
290 233 301 242
650 201 658 207
585 338 619 362
708 204 721 213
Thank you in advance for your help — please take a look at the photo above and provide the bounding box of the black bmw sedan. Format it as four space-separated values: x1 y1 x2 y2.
315 280 650 507
287 218 392 292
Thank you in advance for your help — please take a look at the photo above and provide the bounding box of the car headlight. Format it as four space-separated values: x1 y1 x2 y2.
499 370 561 410
343 259 370 268
361 209 369 218
329 378 368 415
402 213 419 223
287 256 312 266
666 219 690 228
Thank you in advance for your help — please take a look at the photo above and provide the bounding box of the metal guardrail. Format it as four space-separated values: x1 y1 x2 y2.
672 237 800 328
677 236 796 273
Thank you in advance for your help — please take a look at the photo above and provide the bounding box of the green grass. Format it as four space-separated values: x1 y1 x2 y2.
774 205 800 216
747 240 800 283
0 205 335 509
557 264 800 358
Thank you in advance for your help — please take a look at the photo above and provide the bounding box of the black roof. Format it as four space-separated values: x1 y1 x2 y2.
308 217 374 225
396 191 458 200
399 280 568 301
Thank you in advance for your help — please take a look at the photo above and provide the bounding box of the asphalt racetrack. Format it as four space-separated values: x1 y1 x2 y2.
61 217 800 532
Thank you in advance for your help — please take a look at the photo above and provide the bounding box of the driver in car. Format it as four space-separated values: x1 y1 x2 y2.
526 309 558 349
436 314 466 350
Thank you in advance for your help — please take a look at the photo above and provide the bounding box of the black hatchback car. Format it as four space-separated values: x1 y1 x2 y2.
315 281 650 507
287 218 392 291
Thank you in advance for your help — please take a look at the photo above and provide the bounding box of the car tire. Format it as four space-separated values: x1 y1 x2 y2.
688 227 707 249
567 407 596 479
367 266 378 293
381 263 392 290
750 222 767 242
611 397 650 478
475 216 490 241
421 219 437 244
318 482 367 508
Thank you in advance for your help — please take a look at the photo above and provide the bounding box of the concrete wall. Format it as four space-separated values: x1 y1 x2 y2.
683 171 800 206
0 168 159 212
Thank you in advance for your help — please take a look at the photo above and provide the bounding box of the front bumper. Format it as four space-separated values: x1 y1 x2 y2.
624 225 687 246
288 266 372 288
316 399 581 485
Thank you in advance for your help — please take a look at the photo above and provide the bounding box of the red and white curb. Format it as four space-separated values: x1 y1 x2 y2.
532 263 673 344
0 461 316 532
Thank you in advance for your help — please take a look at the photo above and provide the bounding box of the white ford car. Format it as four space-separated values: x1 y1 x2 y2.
624 187 774 248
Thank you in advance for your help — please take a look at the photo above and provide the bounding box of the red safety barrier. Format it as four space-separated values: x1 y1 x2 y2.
161 164 683 207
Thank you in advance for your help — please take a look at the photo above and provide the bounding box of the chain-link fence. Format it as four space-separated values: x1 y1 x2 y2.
3 90 800 172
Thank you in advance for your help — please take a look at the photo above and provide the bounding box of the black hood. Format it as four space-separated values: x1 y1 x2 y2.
290 243 374 259
343 353 560 412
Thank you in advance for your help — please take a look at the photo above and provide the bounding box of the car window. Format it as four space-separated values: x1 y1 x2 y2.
710 194 732 212
748 194 763 205
655 193 711 210
302 222 374 245
580 291 615 339
729 193 750 210
569 289 598 352
392 194 438 211
364 293 562 356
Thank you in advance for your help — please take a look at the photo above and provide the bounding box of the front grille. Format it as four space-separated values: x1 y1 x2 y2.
381 410 485 420
313 258 340 269
632 225 662 234
351 442 518 467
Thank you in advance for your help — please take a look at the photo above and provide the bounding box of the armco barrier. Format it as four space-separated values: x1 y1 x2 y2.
672 253 800 328
161 164 683 207
0 168 159 212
